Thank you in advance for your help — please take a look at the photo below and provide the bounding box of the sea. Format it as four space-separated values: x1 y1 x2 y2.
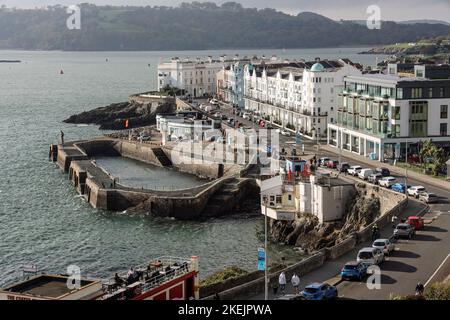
0 47 388 286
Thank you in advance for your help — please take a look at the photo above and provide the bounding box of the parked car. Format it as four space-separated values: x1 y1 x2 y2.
418 192 438 204
368 173 383 184
319 157 330 166
341 261 369 281
379 176 397 188
300 283 338 300
394 223 415 239
407 216 425 231
275 294 306 300
357 247 384 265
407 186 427 198
280 130 291 136
358 168 374 180
347 165 363 176
372 239 395 255
327 160 339 169
242 112 251 119
337 162 350 172
209 99 219 105
375 167 391 177
392 183 408 194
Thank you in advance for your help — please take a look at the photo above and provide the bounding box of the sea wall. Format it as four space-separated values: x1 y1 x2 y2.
202 184 409 299
203 251 327 300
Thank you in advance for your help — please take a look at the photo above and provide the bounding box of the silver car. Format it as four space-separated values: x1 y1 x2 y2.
418 192 438 204
372 239 395 255
394 223 415 239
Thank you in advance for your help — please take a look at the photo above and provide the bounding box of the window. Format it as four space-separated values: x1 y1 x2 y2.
411 88 422 99
439 87 444 98
276 195 282 204
440 123 447 136
288 194 292 201
428 88 433 98
396 88 403 99
393 106 401 120
441 105 448 118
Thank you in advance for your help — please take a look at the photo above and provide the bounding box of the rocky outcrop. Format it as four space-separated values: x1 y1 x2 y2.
64 99 175 130
269 189 380 254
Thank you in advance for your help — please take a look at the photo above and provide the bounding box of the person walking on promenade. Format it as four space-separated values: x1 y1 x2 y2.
60 130 65 145
415 282 424 296
279 272 287 295
291 273 300 295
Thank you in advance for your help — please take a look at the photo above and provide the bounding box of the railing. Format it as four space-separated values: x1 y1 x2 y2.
101 256 193 300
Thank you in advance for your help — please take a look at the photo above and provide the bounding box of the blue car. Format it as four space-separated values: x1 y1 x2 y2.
300 283 338 300
391 183 408 193
341 261 369 281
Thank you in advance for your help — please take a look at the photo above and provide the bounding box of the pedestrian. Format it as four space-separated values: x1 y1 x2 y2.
391 215 398 228
272 281 279 296
291 273 300 295
372 224 379 241
415 282 424 296
278 272 287 295
60 130 65 145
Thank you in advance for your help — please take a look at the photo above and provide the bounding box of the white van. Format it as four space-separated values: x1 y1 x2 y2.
358 168 373 180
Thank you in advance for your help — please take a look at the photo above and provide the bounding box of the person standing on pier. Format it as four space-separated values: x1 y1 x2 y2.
60 130 65 144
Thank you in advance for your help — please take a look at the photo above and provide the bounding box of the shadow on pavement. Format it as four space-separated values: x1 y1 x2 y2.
413 234 441 242
424 226 447 233
381 260 417 273
390 250 421 259
379 274 397 285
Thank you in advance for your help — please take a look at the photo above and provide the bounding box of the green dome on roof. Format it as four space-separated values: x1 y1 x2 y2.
310 63 324 72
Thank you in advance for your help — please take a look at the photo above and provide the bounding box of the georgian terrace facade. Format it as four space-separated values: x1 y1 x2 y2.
243 59 362 139
327 73 450 161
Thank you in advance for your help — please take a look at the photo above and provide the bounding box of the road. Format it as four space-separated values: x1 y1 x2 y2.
196 100 450 299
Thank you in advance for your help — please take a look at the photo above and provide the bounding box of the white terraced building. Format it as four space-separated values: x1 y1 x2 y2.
158 57 223 98
243 59 362 139
158 55 260 98
327 63 450 161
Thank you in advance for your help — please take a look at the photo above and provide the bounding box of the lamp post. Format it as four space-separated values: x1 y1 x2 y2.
260 194 269 301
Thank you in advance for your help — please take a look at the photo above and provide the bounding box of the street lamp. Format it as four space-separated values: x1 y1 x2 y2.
260 193 269 301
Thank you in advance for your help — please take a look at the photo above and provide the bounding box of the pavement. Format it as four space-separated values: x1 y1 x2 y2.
193 99 450 300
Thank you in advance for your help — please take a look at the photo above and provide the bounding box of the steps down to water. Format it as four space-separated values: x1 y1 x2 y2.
153 148 172 167
202 178 242 217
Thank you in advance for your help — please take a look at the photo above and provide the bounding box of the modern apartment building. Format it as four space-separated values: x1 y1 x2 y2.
243 59 362 139
327 64 450 161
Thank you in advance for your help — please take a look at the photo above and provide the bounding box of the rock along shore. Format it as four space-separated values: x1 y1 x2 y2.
63 95 175 130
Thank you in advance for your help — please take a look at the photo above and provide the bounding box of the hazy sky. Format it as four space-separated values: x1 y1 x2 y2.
2 0 450 22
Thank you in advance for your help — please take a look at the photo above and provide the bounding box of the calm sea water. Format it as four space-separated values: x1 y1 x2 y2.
95 156 207 190
0 48 387 286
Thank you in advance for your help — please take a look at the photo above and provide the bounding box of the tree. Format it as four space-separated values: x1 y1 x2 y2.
432 145 446 176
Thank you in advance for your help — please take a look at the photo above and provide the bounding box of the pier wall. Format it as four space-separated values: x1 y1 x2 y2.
53 138 250 219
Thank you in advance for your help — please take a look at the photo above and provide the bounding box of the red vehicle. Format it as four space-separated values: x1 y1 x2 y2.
407 216 424 230
327 160 339 169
